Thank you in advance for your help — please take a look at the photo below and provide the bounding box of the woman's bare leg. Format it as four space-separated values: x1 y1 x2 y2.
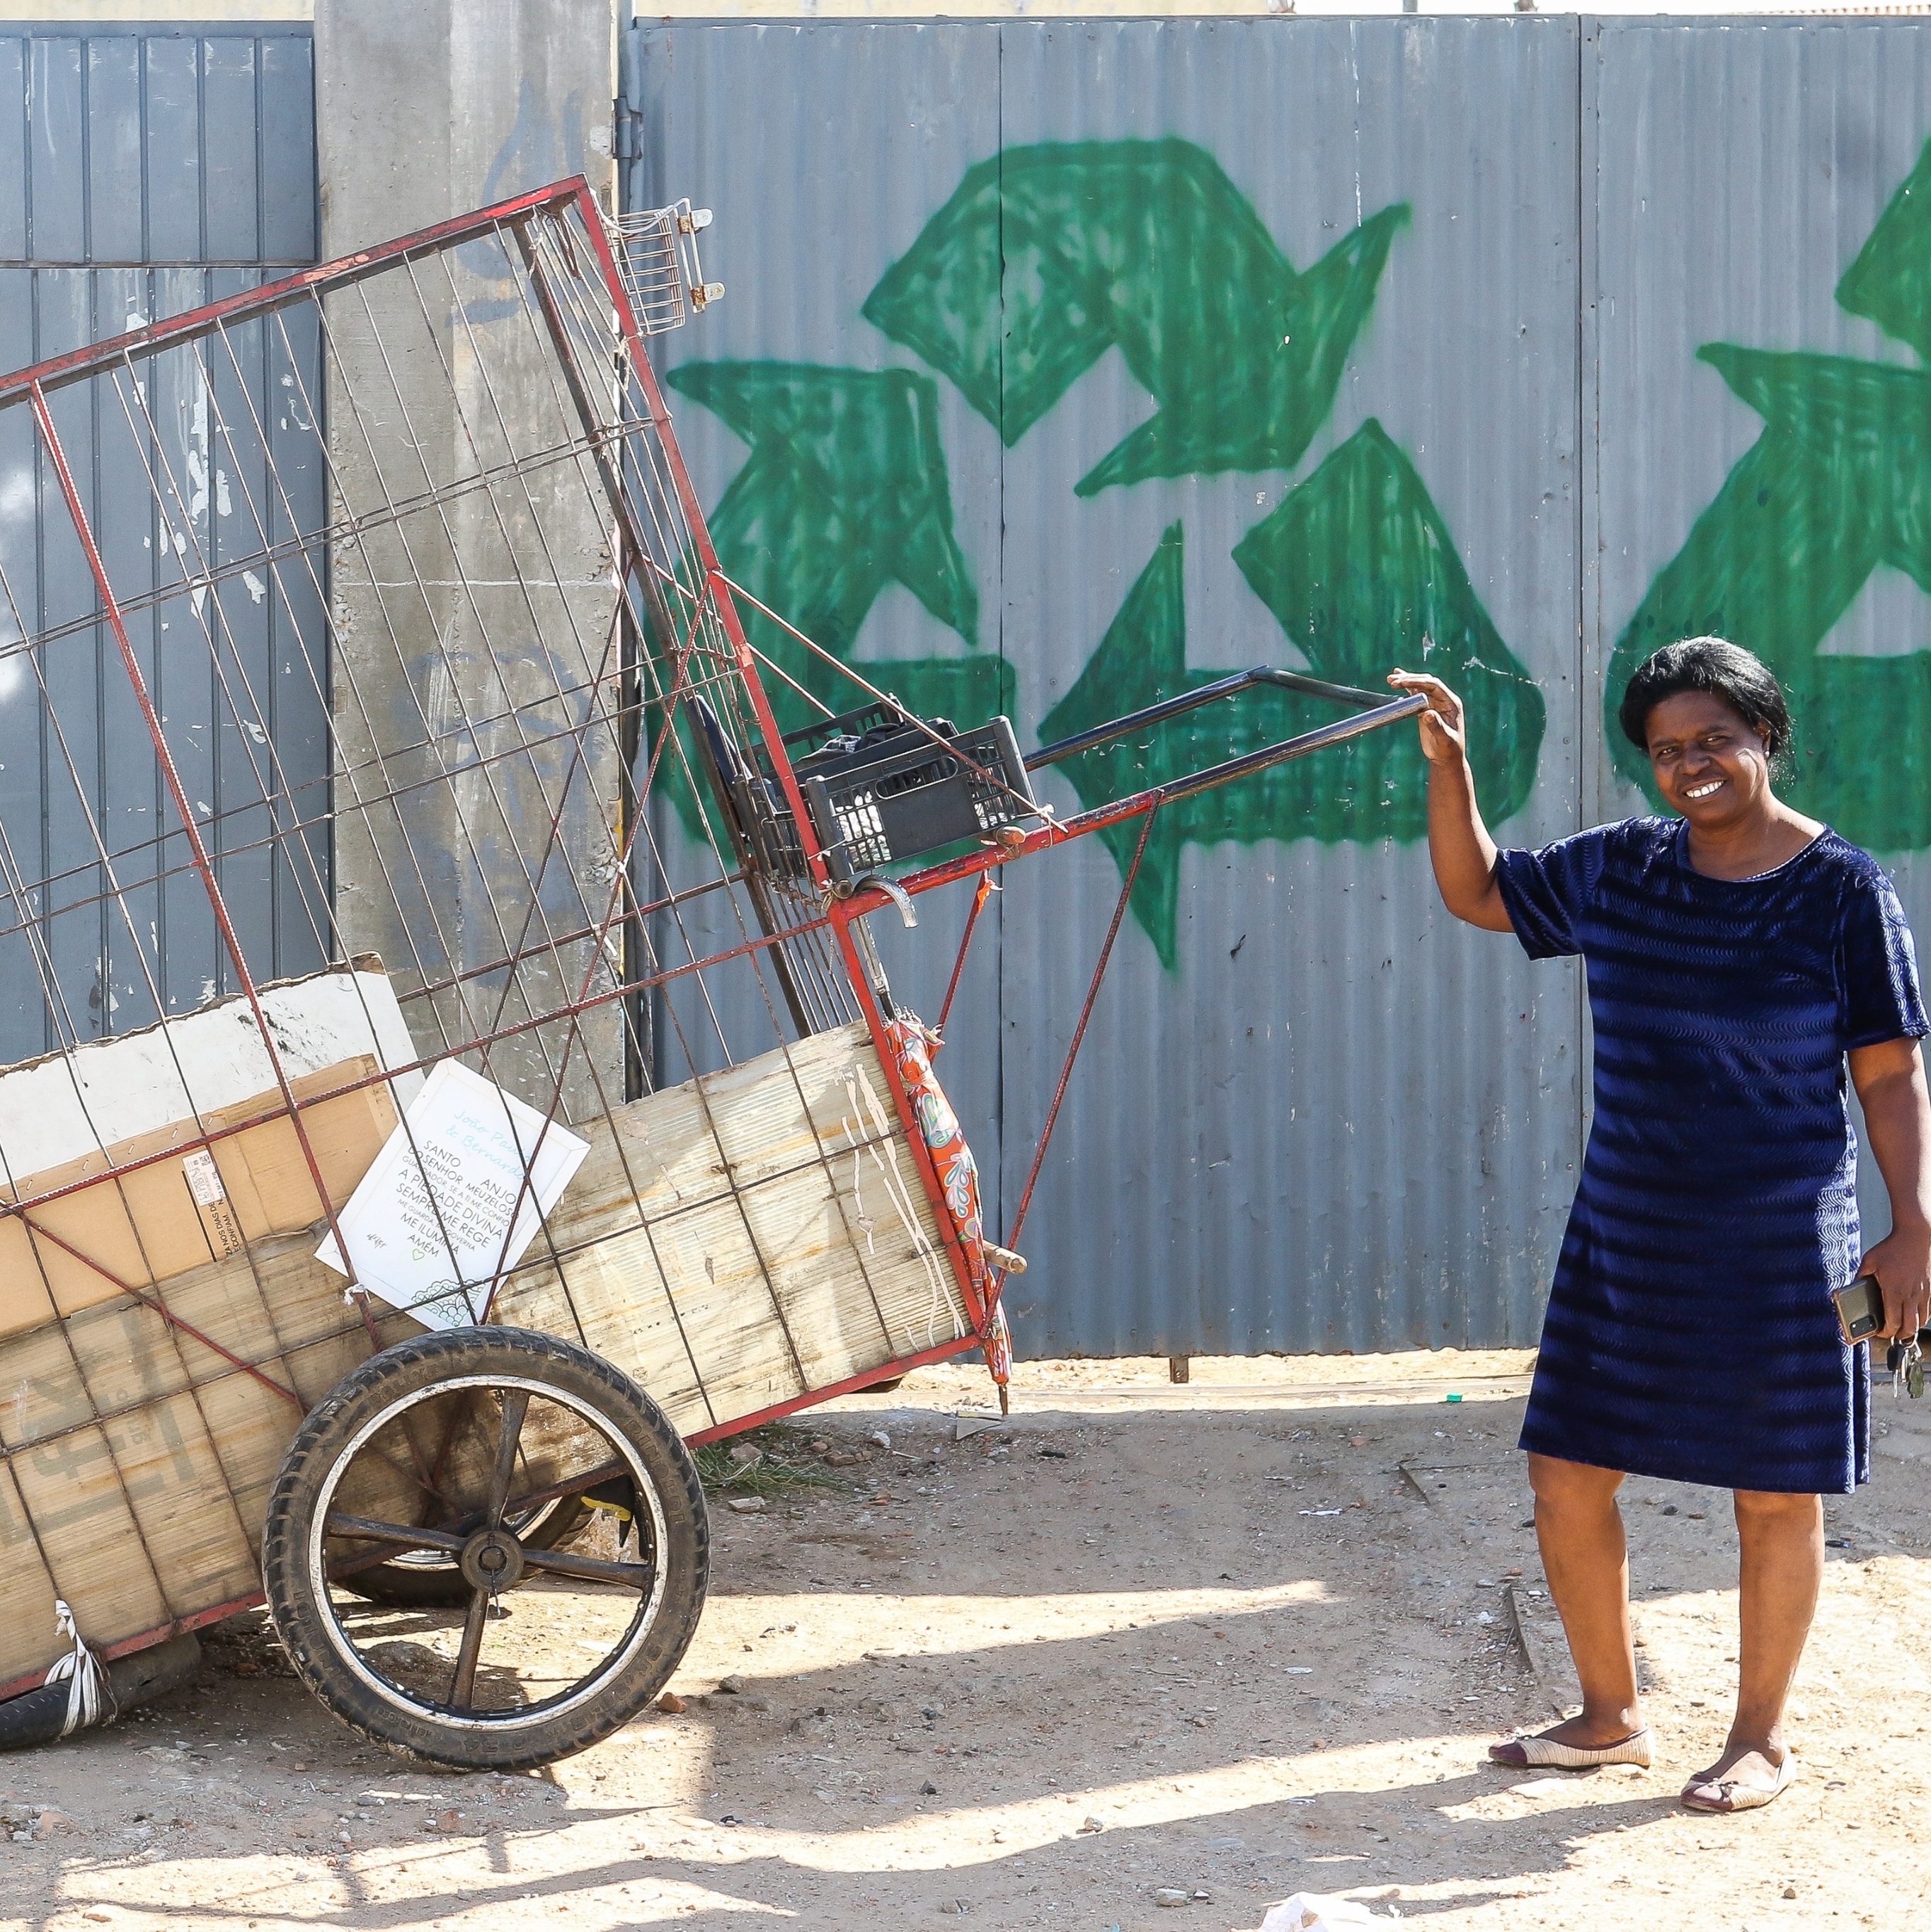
1683 1490 1821 1802
1491 1453 1644 1758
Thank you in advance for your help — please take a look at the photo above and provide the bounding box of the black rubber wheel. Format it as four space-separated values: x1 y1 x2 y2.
0 1633 201 1752
338 1496 593 1609
263 1327 707 1771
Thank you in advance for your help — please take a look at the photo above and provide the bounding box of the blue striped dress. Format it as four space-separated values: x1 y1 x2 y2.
1496 817 1925 1495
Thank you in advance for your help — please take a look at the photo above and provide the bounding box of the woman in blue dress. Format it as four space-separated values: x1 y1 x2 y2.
1389 638 1931 1813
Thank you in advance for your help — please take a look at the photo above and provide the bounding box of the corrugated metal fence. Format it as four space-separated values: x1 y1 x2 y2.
0 21 321 1064
623 16 1931 1359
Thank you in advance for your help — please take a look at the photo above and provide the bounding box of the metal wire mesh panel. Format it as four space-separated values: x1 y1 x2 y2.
0 330 327 1064
0 179 996 1701
0 180 853 1127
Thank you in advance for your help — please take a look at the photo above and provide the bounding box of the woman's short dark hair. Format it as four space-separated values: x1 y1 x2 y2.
1617 636 1792 757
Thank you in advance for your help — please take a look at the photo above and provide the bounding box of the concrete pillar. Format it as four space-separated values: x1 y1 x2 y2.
314 1 623 1125
316 0 617 252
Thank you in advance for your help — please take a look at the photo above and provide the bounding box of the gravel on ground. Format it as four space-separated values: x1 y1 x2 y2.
0 1347 1924 1931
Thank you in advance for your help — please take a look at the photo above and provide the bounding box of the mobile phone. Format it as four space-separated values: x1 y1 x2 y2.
1833 1275 1886 1345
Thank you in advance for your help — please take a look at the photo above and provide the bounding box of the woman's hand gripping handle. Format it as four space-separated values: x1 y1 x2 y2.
1387 670 1513 933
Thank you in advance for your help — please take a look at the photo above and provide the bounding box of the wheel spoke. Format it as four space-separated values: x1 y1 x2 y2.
498 1459 624 1524
326 1511 467 1554
449 1588 491 1708
486 1389 530 1528
519 1546 654 1589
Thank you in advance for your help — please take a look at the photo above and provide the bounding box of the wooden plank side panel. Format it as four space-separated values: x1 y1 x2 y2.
59 1297 197 1419
501 1023 971 1433
105 1390 261 1618
152 1234 420 1401
824 1052 970 1364
737 1163 899 1396
0 1459 64 1685
0 1323 101 1447
498 1224 735 1436
530 1071 728 1252
6 1422 171 1666
638 1185 812 1424
0 1234 420 1685
696 1025 881 1192
508 1023 912 1276
192 1365 307 1558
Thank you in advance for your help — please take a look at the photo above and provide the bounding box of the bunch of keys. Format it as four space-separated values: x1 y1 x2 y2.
1886 1333 1925 1399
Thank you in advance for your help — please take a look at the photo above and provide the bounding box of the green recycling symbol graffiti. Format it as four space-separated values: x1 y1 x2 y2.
669 137 1546 965
1609 136 1931 846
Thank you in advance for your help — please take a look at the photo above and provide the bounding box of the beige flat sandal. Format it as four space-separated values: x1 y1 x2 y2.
1489 1725 1653 1769
1680 1752 1795 1813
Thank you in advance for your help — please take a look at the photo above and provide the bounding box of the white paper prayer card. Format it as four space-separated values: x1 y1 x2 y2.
316 1059 591 1328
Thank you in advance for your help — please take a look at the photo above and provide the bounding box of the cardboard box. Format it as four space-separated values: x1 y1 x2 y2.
0 1057 401 1340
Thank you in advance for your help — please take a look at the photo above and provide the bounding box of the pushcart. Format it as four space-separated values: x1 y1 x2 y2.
0 178 1423 1769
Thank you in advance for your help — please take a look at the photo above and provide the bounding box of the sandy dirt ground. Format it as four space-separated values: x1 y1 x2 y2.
1 1348 1927 1931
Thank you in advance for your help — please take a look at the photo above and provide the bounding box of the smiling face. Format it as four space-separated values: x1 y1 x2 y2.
1643 690 1776 828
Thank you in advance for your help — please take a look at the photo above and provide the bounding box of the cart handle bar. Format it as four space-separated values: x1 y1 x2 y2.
1024 665 1396 770
854 688 1428 920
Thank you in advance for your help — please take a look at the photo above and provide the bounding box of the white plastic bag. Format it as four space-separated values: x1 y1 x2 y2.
1259 1894 1387 1931
44 1599 110 1737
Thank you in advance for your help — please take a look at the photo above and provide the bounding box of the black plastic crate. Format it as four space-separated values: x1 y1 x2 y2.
779 702 1038 882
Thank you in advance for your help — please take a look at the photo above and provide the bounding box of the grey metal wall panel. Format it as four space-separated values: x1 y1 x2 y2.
25 37 81 259
996 19 1583 1357
146 38 203 262
631 17 1586 1357
86 37 145 264
0 41 21 265
1588 21 1931 1248
0 25 320 1063
259 35 316 263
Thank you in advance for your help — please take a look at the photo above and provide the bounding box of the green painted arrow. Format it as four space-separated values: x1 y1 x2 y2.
863 138 1409 497
1040 424 1545 967
1608 135 1931 849
666 360 976 663
665 360 1012 732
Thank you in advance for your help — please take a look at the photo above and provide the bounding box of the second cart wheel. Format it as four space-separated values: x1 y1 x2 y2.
263 1327 707 1771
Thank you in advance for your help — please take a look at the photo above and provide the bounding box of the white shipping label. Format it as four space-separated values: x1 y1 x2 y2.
184 1146 243 1257
182 1146 227 1206
315 1059 590 1330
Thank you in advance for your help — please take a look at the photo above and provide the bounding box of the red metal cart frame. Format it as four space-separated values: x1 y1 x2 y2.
0 176 1419 1763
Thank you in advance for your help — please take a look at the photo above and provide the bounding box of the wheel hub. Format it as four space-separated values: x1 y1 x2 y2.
459 1526 526 1594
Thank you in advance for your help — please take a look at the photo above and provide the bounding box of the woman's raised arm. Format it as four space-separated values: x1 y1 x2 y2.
1387 669 1513 933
